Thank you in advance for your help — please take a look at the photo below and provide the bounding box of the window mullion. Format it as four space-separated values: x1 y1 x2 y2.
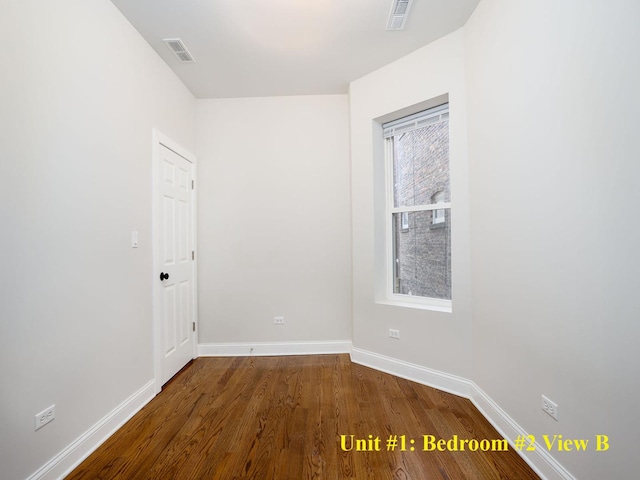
390 203 451 214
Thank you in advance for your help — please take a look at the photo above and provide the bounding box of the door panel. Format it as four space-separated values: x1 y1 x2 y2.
157 143 195 385
163 284 176 355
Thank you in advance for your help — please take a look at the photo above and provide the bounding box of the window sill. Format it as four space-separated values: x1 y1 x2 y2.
376 299 452 313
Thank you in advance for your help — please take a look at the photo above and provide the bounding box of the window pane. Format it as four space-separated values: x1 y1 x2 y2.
392 119 450 208
392 210 451 299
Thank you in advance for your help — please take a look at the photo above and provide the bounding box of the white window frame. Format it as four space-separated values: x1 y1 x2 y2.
383 104 452 312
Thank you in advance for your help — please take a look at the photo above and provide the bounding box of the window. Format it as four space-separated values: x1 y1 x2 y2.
431 191 445 225
383 104 451 307
400 211 409 231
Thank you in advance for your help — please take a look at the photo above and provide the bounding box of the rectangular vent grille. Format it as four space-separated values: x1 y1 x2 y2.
386 0 414 31
163 38 195 63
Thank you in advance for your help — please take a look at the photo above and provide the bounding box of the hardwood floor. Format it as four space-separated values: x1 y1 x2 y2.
66 355 539 479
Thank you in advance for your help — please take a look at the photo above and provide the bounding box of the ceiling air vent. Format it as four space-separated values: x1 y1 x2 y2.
163 38 195 63
386 0 414 31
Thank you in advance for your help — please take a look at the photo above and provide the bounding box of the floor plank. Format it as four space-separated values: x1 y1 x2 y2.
66 355 539 480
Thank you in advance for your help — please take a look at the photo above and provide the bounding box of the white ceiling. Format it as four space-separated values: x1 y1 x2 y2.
110 0 480 99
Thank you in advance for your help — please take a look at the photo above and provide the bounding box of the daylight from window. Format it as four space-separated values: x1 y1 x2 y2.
385 105 451 302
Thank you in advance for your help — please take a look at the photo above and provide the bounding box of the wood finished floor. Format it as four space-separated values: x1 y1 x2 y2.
66 355 540 479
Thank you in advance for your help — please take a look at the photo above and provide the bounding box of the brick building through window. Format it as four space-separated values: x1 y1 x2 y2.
384 105 451 301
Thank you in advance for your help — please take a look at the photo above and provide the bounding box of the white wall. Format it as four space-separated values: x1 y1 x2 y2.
349 30 473 377
196 96 351 348
465 1 640 478
0 1 195 478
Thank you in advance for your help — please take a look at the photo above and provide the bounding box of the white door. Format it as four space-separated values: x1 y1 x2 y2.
155 140 196 387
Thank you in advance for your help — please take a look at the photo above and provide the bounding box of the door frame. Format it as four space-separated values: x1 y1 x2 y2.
151 129 198 394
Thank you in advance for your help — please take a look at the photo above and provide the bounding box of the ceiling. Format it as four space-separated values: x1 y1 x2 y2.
110 0 480 99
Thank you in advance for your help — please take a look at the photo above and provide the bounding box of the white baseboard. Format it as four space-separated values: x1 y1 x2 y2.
351 347 474 398
27 380 156 480
198 340 352 357
470 383 576 480
351 347 574 480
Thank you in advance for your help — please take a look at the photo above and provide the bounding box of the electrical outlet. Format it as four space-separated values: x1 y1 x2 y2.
274 316 285 325
389 328 400 339
35 404 55 431
541 395 558 421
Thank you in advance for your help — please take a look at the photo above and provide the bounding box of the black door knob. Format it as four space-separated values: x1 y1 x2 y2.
160 272 169 281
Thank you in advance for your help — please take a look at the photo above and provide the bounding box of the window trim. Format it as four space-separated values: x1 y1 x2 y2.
383 104 452 312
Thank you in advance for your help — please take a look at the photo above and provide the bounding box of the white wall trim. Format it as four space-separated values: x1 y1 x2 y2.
470 383 576 480
198 341 352 357
350 347 574 480
27 380 156 480
351 347 473 398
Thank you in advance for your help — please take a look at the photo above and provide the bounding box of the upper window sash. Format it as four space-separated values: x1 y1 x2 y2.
383 104 449 138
